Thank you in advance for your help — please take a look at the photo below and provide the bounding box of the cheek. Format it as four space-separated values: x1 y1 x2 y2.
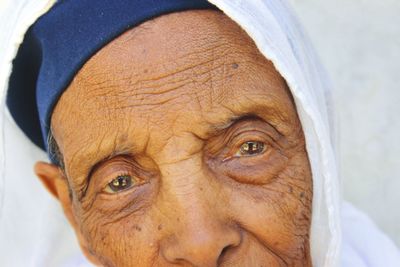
75 184 160 266
79 212 160 267
228 151 312 257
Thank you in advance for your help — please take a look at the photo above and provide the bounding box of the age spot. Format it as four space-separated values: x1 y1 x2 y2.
232 63 239 69
118 133 128 143
133 225 142 232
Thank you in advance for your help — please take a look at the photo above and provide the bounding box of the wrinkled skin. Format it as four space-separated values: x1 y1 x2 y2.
35 10 313 267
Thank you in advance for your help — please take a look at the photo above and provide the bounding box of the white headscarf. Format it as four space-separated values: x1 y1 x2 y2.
1 0 399 266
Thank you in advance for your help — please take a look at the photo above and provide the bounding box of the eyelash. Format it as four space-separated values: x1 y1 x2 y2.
105 171 130 183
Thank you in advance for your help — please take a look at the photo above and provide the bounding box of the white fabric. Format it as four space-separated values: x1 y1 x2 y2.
0 0 399 266
341 202 400 267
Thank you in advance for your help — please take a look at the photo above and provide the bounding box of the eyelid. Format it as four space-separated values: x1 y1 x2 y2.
228 130 271 150
104 171 132 187
224 120 280 148
87 157 141 195
221 135 269 162
81 154 134 198
205 121 277 158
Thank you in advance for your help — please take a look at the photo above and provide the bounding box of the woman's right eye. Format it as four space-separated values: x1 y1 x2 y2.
104 174 135 194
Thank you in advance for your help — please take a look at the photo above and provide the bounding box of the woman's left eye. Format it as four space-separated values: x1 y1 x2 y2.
236 141 266 156
105 174 135 194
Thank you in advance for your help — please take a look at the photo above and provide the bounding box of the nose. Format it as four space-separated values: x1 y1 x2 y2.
161 212 241 267
156 148 242 266
158 173 242 267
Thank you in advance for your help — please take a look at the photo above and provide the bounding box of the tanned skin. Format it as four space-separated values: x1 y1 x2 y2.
35 10 313 267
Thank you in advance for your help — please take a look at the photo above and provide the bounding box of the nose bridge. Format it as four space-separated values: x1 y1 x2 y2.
156 134 214 212
159 153 215 221
157 154 241 266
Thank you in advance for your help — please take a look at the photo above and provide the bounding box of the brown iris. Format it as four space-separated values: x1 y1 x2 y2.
108 175 134 193
239 141 265 156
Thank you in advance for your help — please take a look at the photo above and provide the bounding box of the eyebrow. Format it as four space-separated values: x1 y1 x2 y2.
207 113 266 137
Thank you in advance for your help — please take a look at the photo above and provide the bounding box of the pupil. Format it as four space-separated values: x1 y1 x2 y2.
110 175 132 191
249 142 255 151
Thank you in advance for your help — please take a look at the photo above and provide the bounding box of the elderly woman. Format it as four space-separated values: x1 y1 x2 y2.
1 0 399 266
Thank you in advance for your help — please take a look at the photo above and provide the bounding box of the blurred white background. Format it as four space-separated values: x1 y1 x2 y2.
288 0 400 245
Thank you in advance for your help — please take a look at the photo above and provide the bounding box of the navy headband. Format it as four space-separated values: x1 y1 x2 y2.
7 0 217 152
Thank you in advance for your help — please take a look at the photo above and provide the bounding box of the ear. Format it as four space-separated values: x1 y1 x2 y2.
34 162 102 266
34 161 65 199
34 161 80 231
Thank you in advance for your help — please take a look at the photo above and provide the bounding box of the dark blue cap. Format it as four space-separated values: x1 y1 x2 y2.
7 0 217 152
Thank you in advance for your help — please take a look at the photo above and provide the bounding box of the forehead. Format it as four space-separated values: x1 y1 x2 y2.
51 10 298 177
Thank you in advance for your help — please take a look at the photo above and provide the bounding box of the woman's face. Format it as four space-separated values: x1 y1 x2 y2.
37 10 313 267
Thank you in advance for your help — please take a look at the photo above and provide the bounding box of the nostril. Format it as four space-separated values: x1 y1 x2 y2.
221 245 231 257
217 244 234 265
